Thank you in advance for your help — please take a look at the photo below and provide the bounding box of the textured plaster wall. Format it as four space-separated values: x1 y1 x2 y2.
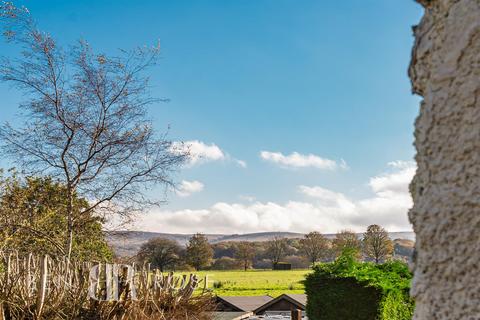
408 0 480 318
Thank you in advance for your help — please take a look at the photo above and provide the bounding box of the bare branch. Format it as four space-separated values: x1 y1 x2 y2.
0 2 187 257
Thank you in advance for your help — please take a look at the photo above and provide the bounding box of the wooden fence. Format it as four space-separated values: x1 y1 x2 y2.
0 251 211 319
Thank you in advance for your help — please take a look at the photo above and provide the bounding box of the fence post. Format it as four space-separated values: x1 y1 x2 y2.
35 255 48 319
291 308 302 320
203 274 208 293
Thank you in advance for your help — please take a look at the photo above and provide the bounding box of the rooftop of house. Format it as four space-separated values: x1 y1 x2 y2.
216 295 274 312
253 293 307 315
247 311 308 319
213 311 253 320
281 294 307 307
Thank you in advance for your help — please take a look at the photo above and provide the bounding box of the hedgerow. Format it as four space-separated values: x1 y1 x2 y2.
305 251 414 320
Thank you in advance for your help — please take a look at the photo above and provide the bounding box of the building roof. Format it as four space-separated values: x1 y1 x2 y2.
217 295 274 312
283 294 307 306
253 293 307 314
213 312 253 320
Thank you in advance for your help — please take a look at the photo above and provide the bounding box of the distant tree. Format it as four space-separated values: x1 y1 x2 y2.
362 224 394 263
234 241 256 271
332 230 361 259
185 233 213 271
212 242 236 259
211 257 242 270
0 172 112 261
299 231 330 266
266 236 288 267
137 237 182 272
283 255 310 269
0 3 187 258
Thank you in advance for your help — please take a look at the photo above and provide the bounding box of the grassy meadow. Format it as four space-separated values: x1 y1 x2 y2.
189 269 312 297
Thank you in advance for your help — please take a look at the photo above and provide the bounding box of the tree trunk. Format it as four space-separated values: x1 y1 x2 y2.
66 188 74 260
66 228 73 259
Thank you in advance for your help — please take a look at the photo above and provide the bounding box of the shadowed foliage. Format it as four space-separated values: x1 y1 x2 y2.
136 237 183 272
185 233 214 271
0 171 112 261
305 251 414 320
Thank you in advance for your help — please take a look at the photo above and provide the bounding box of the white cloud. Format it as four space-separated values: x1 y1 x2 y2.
171 140 225 166
176 180 204 197
260 151 346 170
369 163 416 196
170 140 246 168
387 160 416 169
136 200 355 234
235 159 247 168
135 161 416 233
298 185 356 213
351 162 416 230
238 195 256 202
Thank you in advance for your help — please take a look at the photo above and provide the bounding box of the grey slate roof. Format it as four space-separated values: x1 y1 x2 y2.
217 295 274 312
282 294 307 307
253 293 307 314
213 312 253 320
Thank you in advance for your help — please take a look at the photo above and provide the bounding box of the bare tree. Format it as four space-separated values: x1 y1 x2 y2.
362 224 393 263
332 230 361 259
0 3 187 258
266 236 288 267
234 241 256 271
299 231 329 266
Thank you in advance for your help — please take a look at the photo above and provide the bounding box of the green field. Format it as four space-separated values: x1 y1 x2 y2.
189 269 312 297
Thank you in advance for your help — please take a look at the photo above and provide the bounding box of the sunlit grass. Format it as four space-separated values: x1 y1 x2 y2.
182 269 312 297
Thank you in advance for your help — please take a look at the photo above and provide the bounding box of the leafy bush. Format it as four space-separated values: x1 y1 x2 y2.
0 174 113 261
305 251 414 320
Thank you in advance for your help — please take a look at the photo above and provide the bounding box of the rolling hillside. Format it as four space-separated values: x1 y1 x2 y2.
107 230 415 257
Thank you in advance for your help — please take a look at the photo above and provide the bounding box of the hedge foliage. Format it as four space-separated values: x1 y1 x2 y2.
305 252 414 320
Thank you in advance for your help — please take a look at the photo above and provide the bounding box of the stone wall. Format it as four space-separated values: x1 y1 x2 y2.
409 0 480 318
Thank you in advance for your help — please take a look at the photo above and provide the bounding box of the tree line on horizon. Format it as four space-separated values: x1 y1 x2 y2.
135 225 396 272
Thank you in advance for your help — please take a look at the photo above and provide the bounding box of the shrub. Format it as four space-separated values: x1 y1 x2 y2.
305 252 414 320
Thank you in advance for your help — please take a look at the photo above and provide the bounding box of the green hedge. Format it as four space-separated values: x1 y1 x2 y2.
305 253 414 320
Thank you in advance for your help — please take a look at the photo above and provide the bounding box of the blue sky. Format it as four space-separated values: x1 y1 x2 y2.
0 1 423 234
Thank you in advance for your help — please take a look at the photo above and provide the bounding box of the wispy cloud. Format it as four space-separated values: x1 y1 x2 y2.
171 140 246 168
298 185 355 212
235 159 247 168
369 161 416 196
260 151 347 170
171 140 225 166
176 180 205 197
135 161 415 233
238 195 256 202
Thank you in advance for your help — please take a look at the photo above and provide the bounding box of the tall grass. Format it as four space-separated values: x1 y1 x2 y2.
0 251 214 319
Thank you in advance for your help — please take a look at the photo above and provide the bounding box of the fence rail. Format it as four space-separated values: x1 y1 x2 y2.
0 251 211 319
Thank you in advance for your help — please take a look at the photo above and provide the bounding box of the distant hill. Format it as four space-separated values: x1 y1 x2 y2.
393 238 415 261
107 230 415 257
